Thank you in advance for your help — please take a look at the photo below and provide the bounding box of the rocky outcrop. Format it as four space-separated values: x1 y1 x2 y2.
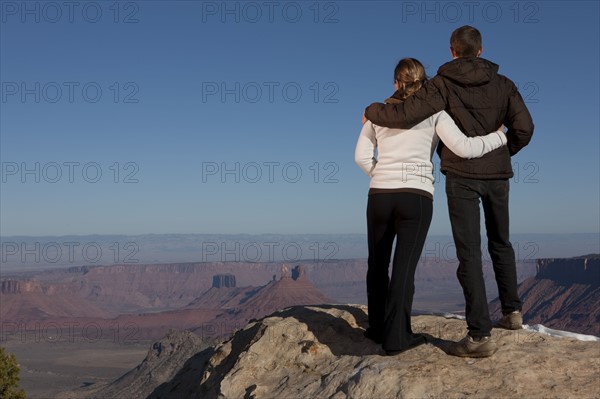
535 256 600 284
66 330 211 399
221 264 332 323
1 279 22 294
1 280 47 294
79 304 600 399
212 274 236 288
490 255 600 336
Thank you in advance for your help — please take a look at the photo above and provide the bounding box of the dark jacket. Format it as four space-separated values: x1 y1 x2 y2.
365 57 534 179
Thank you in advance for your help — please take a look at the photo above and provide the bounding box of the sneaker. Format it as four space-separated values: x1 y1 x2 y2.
495 311 523 330
448 335 498 358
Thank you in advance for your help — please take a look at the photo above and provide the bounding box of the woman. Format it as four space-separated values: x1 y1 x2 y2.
355 58 506 355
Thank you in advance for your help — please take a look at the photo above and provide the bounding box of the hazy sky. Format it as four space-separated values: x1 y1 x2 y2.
1 0 599 236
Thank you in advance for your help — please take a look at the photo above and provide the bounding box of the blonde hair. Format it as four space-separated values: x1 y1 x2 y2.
393 58 427 101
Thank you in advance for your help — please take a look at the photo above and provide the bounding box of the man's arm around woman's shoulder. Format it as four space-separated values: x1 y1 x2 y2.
364 77 447 129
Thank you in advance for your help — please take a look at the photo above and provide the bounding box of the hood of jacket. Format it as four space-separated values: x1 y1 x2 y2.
437 57 499 87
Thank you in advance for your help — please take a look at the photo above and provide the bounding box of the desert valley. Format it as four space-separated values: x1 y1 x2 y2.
0 254 598 398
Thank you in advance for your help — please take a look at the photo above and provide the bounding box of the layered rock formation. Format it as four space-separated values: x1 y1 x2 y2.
187 265 333 341
0 279 115 320
1 265 332 341
1 261 344 317
490 255 600 335
224 264 333 321
212 274 236 288
71 304 600 399
1 258 537 323
535 256 599 283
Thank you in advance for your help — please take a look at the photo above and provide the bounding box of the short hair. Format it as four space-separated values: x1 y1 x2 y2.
450 25 482 57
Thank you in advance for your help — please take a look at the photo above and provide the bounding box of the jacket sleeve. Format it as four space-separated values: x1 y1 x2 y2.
505 83 534 156
435 112 507 159
364 76 446 129
354 121 377 177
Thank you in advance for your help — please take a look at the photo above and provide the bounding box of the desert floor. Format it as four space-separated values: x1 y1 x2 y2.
3 333 151 399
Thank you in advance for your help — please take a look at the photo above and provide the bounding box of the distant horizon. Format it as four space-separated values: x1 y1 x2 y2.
1 232 598 272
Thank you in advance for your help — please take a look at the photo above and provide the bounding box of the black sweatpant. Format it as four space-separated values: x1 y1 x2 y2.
366 192 433 351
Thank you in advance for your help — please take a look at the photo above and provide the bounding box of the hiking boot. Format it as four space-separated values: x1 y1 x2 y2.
495 311 523 330
448 335 498 358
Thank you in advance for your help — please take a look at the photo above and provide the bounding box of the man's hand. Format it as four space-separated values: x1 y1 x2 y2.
362 113 368 125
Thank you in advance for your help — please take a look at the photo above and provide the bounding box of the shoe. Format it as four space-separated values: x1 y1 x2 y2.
384 334 427 356
363 328 383 344
495 311 523 330
448 335 498 358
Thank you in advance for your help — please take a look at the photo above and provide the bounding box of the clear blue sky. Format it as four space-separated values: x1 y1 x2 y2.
1 0 599 236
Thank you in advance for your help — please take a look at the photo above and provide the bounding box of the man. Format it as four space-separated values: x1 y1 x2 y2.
363 25 534 357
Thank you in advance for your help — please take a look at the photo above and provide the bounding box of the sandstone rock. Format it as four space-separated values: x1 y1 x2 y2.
142 304 600 399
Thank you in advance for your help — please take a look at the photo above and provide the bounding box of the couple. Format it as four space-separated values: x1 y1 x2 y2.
355 26 534 358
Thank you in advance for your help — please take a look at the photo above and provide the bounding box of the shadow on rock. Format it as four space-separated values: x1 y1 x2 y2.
271 304 383 357
147 346 215 399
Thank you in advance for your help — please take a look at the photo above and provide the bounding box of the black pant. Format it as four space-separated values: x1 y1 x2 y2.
366 192 433 351
445 174 522 338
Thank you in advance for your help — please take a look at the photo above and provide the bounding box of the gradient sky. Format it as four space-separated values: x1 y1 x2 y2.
1 0 599 236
